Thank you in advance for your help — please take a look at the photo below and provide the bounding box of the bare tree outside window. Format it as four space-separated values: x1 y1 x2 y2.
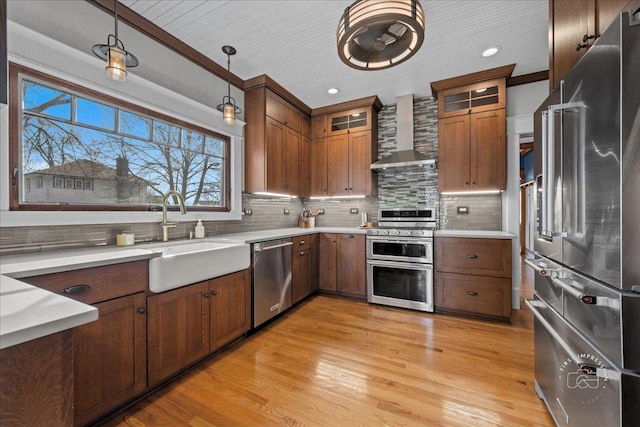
16 75 229 211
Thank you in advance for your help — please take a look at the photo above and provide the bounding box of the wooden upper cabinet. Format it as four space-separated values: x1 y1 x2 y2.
348 130 374 195
311 115 327 139
437 78 505 119
548 0 633 91
310 138 328 196
326 108 371 135
266 89 301 132
244 75 312 196
432 66 511 193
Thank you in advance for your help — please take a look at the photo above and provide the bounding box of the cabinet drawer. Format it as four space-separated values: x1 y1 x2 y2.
435 272 511 321
22 260 148 305
292 234 314 251
266 90 301 132
436 237 511 278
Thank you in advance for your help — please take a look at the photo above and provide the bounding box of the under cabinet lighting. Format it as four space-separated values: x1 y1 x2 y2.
309 195 366 200
254 192 298 198
440 190 502 195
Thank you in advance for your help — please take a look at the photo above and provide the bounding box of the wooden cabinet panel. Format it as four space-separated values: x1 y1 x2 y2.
292 248 311 304
284 127 301 195
300 135 311 197
311 115 327 139
74 293 147 426
548 0 631 91
336 234 366 298
293 235 312 251
209 270 250 350
470 109 506 191
309 234 319 294
266 89 301 132
436 273 512 321
437 79 506 119
22 260 148 305
319 233 337 291
327 108 371 135
327 134 350 196
436 237 512 278
348 130 373 195
310 138 328 196
265 117 286 192
438 116 470 191
435 237 512 322
147 282 210 387
0 330 73 427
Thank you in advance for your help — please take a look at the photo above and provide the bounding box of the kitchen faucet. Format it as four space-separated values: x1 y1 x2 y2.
161 190 187 241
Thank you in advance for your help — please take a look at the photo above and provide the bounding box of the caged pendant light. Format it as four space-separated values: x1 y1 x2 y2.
217 45 242 125
92 0 139 81
337 0 425 70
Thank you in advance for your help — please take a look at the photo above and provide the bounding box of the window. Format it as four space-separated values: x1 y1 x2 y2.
10 64 231 211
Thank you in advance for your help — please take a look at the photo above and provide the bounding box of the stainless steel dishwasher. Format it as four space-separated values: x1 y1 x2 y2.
252 238 293 328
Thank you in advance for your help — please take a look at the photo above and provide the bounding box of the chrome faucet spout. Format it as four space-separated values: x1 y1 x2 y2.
161 190 187 241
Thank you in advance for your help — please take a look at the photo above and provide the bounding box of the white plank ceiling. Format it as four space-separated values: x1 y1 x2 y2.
121 0 549 108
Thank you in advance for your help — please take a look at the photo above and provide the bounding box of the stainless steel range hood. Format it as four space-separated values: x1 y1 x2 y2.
371 94 436 170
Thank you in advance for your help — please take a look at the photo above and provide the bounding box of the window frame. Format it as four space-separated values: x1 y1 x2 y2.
8 63 231 212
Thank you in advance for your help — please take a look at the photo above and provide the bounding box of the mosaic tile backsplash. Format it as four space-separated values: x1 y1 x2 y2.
1 94 504 251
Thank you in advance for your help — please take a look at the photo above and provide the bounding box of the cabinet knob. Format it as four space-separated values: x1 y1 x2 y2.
344 188 349 191
300 251 305 256
203 292 210 298
137 308 146 314
299 240 305 245
347 234 354 238
466 254 479 259
211 290 218 296
466 291 478 297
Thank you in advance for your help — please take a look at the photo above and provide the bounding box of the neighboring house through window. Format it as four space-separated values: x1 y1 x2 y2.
9 63 231 212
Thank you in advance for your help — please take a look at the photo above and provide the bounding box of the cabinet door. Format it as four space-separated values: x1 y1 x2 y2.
299 135 311 197
470 109 506 191
284 127 301 195
265 117 286 193
310 137 328 196
319 233 337 291
311 115 327 139
549 0 595 90
438 115 470 192
266 89 300 132
309 234 319 293
292 248 311 304
348 130 373 195
327 134 350 196
74 293 147 426
147 282 210 387
209 270 251 350
336 234 366 298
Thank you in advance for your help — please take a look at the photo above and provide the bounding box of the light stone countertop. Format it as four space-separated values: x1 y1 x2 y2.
434 230 517 239
0 226 365 349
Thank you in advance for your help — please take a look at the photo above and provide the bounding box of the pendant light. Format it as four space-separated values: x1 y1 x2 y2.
337 0 425 70
92 0 139 81
217 45 242 125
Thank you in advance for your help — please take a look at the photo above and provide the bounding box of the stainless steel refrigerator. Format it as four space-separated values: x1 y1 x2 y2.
525 9 640 427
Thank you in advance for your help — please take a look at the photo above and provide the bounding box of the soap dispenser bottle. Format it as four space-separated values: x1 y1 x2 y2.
194 219 205 239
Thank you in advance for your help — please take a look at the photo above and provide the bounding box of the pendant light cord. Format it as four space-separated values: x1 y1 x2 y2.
226 54 231 100
114 0 119 43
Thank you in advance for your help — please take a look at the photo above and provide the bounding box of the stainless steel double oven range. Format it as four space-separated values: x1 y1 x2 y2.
366 209 435 312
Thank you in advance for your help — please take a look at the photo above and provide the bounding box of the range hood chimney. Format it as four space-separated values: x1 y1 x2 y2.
371 94 436 169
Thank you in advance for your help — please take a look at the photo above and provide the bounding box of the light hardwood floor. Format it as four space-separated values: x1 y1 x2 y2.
103 259 552 426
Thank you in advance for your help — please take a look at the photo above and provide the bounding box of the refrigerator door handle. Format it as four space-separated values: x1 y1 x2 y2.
550 276 621 309
524 257 564 278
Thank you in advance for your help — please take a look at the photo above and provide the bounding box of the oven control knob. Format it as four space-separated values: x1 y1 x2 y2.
370 229 378 235
380 230 389 235
392 230 402 236
412 230 424 236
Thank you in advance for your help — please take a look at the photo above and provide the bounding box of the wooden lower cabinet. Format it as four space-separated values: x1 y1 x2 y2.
0 330 73 427
209 269 251 349
435 237 512 322
74 293 147 426
147 282 210 387
318 233 366 299
292 234 318 304
19 261 148 426
147 269 251 387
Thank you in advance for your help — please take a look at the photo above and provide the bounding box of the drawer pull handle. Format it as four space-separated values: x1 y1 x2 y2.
466 254 478 259
466 291 478 296
63 284 90 294
347 234 354 238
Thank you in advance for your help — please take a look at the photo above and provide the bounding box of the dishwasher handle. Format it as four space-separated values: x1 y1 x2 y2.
254 241 293 252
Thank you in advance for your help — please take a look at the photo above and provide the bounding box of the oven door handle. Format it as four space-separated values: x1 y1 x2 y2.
367 237 432 244
367 259 432 270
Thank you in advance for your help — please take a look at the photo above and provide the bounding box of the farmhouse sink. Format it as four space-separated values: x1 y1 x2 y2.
147 240 250 293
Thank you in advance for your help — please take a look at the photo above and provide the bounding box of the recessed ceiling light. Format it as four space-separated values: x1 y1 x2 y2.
328 88 339 95
482 46 500 57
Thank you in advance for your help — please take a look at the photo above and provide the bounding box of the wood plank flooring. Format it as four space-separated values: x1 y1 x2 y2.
103 262 552 427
